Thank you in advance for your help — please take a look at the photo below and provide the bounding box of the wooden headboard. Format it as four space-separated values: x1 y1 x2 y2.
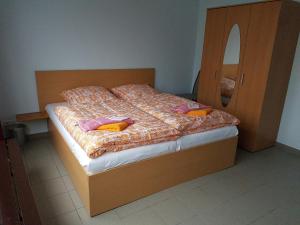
35 68 155 111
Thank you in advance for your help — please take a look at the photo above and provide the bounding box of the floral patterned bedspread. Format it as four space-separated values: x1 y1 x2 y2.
54 99 180 158
122 93 240 135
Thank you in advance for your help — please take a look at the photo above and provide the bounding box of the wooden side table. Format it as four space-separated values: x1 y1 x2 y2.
16 112 48 122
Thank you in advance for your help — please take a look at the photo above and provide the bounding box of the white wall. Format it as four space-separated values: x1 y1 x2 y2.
193 0 300 150
278 36 300 150
0 0 198 134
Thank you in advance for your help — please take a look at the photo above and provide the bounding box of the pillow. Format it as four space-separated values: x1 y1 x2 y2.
111 84 158 101
61 86 116 105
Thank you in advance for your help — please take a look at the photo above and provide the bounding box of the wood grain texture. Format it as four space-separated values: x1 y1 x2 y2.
198 0 300 151
220 64 239 80
7 140 42 225
235 1 282 150
36 68 155 111
89 136 237 216
0 141 21 225
255 0 300 150
198 8 227 105
48 119 237 216
16 111 48 122
208 0 283 10
214 4 251 114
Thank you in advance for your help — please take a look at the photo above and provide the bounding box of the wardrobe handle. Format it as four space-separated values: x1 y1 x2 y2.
240 73 245 85
214 70 218 79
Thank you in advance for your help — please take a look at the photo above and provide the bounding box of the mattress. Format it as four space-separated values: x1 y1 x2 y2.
46 103 238 174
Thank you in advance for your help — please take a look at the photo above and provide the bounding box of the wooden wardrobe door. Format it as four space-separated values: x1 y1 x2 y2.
214 5 250 114
198 8 227 106
235 2 282 150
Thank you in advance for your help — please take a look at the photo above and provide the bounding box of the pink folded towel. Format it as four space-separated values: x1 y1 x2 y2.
172 103 210 114
78 116 134 132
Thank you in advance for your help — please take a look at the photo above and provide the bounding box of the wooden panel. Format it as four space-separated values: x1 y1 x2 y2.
89 136 237 216
36 68 155 111
16 111 48 122
198 8 227 105
0 141 21 225
48 119 237 216
7 140 42 225
236 1 282 150
214 4 251 114
255 0 300 150
208 0 283 10
220 64 239 80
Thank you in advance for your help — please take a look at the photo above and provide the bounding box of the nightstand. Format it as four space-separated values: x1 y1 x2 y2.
16 112 48 122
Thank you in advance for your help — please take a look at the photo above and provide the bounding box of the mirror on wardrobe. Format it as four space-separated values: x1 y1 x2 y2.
220 24 241 107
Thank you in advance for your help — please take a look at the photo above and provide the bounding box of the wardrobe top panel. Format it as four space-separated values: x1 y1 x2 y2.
207 0 291 11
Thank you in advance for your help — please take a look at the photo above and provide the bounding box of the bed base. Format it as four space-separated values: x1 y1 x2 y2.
48 120 237 216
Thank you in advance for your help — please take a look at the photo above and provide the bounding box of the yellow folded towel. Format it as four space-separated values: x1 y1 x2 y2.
96 122 129 132
187 108 213 117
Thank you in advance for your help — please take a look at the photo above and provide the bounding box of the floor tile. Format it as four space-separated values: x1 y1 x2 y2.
251 202 300 225
142 190 171 205
25 154 54 171
31 177 67 200
202 185 280 225
28 164 61 185
51 210 82 225
52 153 68 176
69 190 84 209
28 171 44 186
114 190 172 219
175 186 223 215
48 192 76 216
152 197 195 225
35 197 55 220
77 208 122 225
121 207 165 225
178 214 209 225
62 176 75 191
199 172 265 204
166 175 219 196
115 198 149 218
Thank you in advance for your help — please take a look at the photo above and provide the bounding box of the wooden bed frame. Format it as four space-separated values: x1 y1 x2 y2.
35 68 238 216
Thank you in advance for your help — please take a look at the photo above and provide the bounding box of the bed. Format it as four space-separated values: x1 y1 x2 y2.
35 68 238 216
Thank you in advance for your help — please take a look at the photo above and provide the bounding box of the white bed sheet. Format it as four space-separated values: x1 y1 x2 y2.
46 103 238 174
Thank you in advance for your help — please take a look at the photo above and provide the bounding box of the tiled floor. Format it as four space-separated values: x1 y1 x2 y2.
23 137 300 225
